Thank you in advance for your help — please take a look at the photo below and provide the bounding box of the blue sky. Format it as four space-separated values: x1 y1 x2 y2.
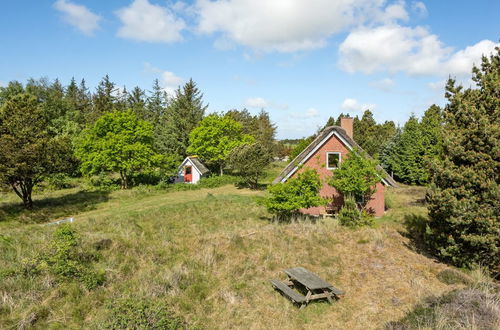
1 0 498 138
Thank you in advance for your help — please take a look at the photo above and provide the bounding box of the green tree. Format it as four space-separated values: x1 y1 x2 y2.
127 86 146 119
380 107 443 185
0 94 73 208
91 74 117 122
426 48 500 272
155 79 207 157
227 143 273 188
146 79 169 126
264 169 324 221
328 149 382 207
187 114 254 175
289 136 315 160
226 109 277 154
75 110 162 189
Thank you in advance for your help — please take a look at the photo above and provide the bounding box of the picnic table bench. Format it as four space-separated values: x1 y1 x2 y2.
271 267 344 308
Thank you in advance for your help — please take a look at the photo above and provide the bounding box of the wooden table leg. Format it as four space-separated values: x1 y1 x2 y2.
324 289 333 303
305 291 312 304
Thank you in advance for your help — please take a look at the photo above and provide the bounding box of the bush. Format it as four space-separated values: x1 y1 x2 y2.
88 173 118 190
198 175 240 188
20 225 105 290
264 169 324 221
46 173 74 190
337 196 374 228
102 298 186 329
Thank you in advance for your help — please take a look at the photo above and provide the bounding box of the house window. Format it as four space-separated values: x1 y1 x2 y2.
326 152 341 169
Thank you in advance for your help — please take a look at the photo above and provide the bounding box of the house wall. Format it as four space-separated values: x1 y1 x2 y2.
175 159 202 184
291 133 386 217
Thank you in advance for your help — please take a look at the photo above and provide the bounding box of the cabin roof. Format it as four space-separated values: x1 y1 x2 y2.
273 126 397 187
180 156 210 175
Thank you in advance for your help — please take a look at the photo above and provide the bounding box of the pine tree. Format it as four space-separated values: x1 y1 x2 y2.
127 86 146 119
155 79 207 158
145 79 168 126
91 74 117 122
426 48 500 273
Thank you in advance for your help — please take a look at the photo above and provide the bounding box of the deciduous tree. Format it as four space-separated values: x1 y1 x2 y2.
0 94 73 208
187 114 254 175
75 110 162 189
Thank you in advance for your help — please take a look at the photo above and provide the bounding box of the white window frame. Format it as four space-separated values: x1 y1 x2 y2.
326 152 341 170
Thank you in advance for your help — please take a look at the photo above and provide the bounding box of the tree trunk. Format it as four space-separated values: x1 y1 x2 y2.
10 179 34 209
119 170 129 189
220 163 224 176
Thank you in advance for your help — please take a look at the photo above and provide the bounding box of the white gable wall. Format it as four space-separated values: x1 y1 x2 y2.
175 158 203 184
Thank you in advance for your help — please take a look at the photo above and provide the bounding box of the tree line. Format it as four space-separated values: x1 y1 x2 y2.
0 76 277 207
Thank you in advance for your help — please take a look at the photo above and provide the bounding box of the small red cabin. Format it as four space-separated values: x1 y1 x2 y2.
274 118 397 217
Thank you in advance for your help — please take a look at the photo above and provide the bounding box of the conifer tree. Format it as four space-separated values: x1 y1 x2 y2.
128 86 146 119
91 74 116 122
146 79 169 126
426 48 500 273
155 79 207 158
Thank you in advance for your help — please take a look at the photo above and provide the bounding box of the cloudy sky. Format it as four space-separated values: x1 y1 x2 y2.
1 0 498 138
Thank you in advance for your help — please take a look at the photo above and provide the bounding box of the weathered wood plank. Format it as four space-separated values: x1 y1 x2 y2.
284 267 333 290
270 279 306 303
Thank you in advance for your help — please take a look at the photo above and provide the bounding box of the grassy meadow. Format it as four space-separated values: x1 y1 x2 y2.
0 170 497 329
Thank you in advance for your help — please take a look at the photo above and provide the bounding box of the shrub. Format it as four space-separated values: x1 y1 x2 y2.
46 173 74 190
328 148 382 208
88 173 118 190
264 168 324 221
337 195 374 228
20 225 106 290
198 175 240 188
102 298 186 329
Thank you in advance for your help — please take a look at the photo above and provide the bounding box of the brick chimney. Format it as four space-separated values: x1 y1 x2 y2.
340 117 353 139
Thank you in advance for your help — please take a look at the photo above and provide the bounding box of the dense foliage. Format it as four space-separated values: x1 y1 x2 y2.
425 48 499 274
381 105 443 184
289 136 314 160
264 168 324 221
337 195 374 228
75 110 163 189
155 79 207 158
227 143 273 188
187 114 254 175
328 149 382 207
0 94 73 208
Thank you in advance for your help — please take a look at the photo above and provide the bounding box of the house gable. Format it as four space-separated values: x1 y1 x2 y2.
274 126 397 187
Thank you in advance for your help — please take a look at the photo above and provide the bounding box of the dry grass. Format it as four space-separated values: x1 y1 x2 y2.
0 184 482 329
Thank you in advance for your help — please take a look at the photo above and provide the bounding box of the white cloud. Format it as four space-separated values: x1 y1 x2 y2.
444 40 497 76
0 81 5 87
341 98 375 112
53 0 101 35
116 0 186 43
370 78 395 91
290 107 320 119
245 97 269 108
305 107 319 118
194 0 411 53
411 1 427 17
244 97 288 110
144 62 183 95
339 24 498 77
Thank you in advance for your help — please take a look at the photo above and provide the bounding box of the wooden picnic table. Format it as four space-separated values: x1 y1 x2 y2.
271 267 344 308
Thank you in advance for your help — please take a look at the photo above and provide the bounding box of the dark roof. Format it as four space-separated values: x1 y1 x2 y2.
186 156 210 175
273 126 397 187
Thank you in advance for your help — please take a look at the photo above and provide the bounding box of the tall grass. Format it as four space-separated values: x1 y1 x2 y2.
0 184 489 329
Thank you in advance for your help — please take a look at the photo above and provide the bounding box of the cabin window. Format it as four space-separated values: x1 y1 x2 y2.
326 152 341 169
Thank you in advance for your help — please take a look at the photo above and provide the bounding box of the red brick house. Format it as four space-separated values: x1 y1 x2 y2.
273 118 397 217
